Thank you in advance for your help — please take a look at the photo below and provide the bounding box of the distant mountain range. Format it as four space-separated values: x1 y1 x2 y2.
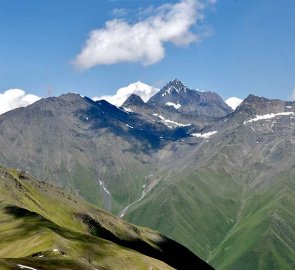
0 79 294 269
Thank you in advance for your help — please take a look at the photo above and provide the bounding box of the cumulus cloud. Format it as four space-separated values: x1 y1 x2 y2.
0 89 41 115
93 81 159 106
225 97 243 110
74 0 214 68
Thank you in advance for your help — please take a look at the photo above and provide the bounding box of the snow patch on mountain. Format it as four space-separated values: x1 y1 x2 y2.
162 86 179 96
165 102 181 109
243 112 294 124
123 107 133 113
191 131 217 138
125 124 134 129
161 80 187 97
153 113 191 128
93 81 159 106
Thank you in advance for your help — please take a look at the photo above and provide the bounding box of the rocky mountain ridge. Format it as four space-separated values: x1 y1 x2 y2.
0 79 294 269
147 79 232 117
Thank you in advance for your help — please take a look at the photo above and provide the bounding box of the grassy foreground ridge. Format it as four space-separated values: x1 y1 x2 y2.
0 166 212 270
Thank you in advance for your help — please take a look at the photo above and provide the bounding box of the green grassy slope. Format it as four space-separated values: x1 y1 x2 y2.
124 107 295 270
0 166 212 270
209 172 295 269
125 167 295 270
126 169 242 260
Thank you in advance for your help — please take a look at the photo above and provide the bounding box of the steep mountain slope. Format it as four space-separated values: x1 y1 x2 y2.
122 94 148 109
123 79 232 131
0 80 295 270
0 166 212 270
122 93 215 132
0 80 225 216
0 92 190 214
147 79 232 117
124 95 295 269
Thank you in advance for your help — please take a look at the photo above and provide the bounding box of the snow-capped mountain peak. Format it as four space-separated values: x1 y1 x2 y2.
161 79 187 97
147 79 232 117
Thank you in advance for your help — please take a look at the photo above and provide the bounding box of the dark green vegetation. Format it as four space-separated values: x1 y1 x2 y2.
0 80 295 269
0 167 212 270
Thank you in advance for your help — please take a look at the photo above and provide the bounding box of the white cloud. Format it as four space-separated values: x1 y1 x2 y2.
93 81 159 106
225 97 243 110
73 0 214 68
291 87 295 100
111 8 129 17
0 89 40 115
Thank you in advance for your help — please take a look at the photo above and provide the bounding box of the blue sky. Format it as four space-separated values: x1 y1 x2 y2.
0 0 295 103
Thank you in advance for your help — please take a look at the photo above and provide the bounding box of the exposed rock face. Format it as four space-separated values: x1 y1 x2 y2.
1 79 295 269
122 94 146 108
148 79 232 117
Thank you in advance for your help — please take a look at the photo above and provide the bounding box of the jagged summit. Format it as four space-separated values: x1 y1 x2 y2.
148 79 232 118
160 79 188 96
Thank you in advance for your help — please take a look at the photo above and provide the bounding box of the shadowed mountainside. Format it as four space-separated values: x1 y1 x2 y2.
0 166 212 270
